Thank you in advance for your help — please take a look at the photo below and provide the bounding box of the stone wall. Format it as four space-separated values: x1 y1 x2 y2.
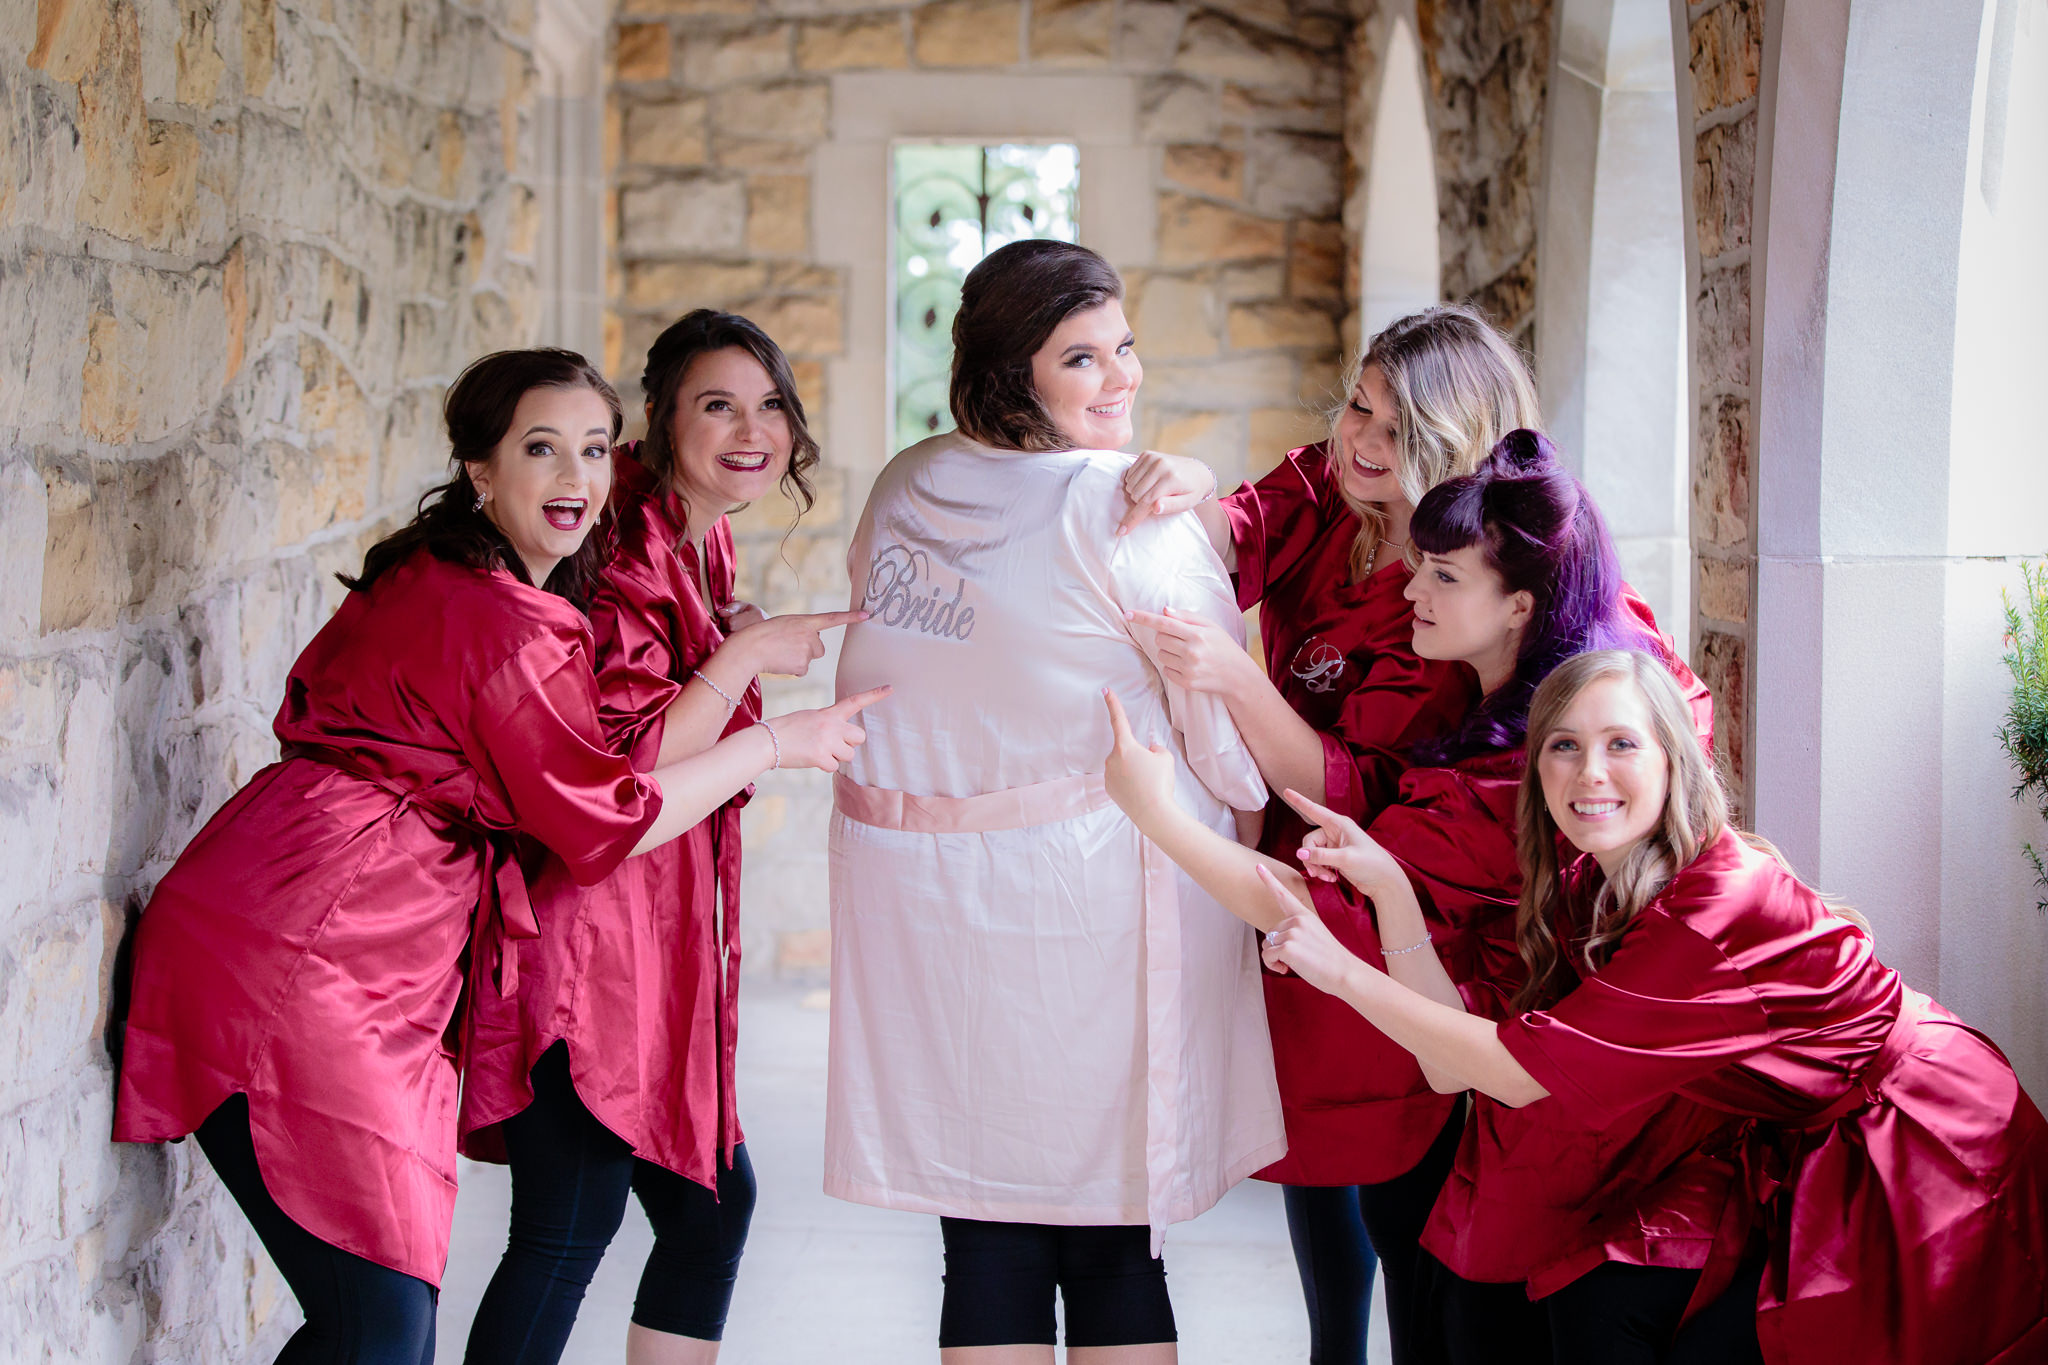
1412 0 1552 345
1680 0 1760 794
607 0 1351 979
0 0 541 1355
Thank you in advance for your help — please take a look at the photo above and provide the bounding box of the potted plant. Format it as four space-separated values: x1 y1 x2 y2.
2000 562 2048 911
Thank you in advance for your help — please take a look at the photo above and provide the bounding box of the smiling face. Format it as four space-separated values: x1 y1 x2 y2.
466 384 614 586
1333 362 1405 506
663 346 793 515
1028 299 1141 450
1536 674 1672 876
1404 544 1533 693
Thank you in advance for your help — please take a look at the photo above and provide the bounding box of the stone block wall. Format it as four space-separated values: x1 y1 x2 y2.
607 0 1351 980
1681 0 1760 794
0 0 541 1354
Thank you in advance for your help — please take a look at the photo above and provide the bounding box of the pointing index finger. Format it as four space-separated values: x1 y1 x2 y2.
1102 688 1138 747
1280 786 1346 830
835 685 892 714
802 609 870 631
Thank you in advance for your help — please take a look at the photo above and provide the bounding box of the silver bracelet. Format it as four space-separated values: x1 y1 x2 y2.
757 719 780 770
694 670 741 713
1383 937 1432 957
1195 460 1218 505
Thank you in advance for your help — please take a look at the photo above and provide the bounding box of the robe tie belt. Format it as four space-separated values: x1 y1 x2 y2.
833 770 1188 1253
279 744 538 998
1682 986 1931 1326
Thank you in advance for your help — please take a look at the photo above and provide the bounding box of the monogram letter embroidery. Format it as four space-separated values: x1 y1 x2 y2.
862 544 978 642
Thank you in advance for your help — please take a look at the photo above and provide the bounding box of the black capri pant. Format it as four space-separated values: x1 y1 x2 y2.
938 1218 1178 1349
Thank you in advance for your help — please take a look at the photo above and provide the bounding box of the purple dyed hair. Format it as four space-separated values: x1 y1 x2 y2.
1408 429 1652 764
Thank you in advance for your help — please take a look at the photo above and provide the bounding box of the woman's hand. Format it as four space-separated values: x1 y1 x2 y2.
717 599 768 633
1256 865 1366 996
1117 451 1217 536
1125 608 1262 699
763 686 890 773
1282 787 1405 896
725 609 867 678
1102 689 1178 822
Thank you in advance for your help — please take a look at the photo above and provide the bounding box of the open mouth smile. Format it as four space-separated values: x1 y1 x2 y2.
1569 800 1622 819
542 498 587 531
1087 398 1129 418
1352 456 1391 475
718 451 771 472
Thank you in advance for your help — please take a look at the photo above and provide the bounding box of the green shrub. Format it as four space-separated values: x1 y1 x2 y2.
2000 561 2048 911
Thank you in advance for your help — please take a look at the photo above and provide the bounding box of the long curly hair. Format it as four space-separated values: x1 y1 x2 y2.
949 239 1125 452
1409 431 1649 765
338 348 623 610
1328 304 1541 581
1509 650 1730 1010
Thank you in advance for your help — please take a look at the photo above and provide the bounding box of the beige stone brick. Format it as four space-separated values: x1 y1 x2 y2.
1141 353 1297 408
626 259 772 309
174 0 226 105
1174 12 1320 89
1157 194 1286 267
1117 0 1182 70
913 0 1020 67
1248 131 1341 217
1152 410 1246 470
244 0 274 95
1132 274 1218 359
747 174 809 255
1219 261 1286 302
1220 82 1342 136
1697 555 1749 625
38 459 120 634
1139 76 1217 144
1229 300 1337 350
1689 0 1761 118
746 292 844 357
27 0 108 82
616 22 672 82
711 133 813 173
620 174 748 252
621 0 750 12
1249 404 1327 457
710 82 829 142
1162 143 1242 201
623 96 710 166
679 24 791 90
1030 0 1111 65
1287 218 1344 302
797 14 908 71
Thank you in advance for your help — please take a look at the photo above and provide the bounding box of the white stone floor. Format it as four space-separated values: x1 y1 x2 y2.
438 982 1390 1363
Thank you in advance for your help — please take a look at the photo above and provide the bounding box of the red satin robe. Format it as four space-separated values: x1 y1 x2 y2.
1222 442 1474 1183
461 448 754 1188
1502 829 2048 1364
112 551 661 1285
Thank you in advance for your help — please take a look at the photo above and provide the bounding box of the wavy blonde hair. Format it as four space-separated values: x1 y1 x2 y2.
1330 304 1542 580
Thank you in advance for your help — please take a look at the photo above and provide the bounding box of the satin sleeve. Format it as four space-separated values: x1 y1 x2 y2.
1319 651 1472 825
1498 909 1772 1128
471 630 663 886
1220 444 1332 612
588 562 686 767
1109 512 1269 813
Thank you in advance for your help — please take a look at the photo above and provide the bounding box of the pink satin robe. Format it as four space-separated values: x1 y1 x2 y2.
827 433 1285 1244
1501 829 2048 1363
462 449 754 1187
113 551 660 1284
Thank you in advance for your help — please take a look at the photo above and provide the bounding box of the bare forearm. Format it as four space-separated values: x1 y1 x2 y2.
1195 499 1235 569
1227 674 1328 803
1329 961 1547 1107
632 726 774 855
652 645 759 766
1129 800 1310 932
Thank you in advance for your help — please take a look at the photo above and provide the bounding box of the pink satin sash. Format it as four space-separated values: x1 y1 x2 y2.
834 771 1187 1249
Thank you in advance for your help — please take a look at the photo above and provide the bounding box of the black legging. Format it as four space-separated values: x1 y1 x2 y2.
463 1042 756 1364
1544 1257 1766 1364
1284 1104 1465 1364
195 1095 439 1365
937 1218 1178 1348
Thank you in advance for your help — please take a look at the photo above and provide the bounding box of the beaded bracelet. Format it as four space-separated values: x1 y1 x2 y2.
694 670 741 714
757 718 781 770
1383 938 1432 957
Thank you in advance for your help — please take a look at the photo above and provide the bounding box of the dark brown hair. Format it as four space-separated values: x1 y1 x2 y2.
638 309 819 522
949 239 1124 452
339 348 623 609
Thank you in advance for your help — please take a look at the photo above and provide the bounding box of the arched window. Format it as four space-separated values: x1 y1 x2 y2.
1359 16 1440 341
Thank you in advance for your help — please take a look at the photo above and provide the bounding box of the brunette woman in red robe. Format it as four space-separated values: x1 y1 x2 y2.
1103 430 1719 1360
113 350 881 1365
1111 307 1540 1363
1259 649 2048 1365
459 312 863 1365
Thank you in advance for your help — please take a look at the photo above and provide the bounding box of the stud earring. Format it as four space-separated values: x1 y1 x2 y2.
473 492 485 511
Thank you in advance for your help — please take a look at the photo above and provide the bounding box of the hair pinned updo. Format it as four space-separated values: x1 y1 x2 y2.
1408 429 1649 764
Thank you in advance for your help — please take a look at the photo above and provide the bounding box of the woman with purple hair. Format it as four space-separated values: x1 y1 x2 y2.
1101 432 1747 1361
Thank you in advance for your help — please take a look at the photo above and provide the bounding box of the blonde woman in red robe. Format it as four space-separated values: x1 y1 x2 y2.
113 350 879 1365
1259 649 2048 1365
459 312 869 1365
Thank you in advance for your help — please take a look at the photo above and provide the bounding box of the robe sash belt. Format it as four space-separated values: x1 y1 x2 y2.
1682 986 1932 1326
832 771 1187 1251
278 743 538 998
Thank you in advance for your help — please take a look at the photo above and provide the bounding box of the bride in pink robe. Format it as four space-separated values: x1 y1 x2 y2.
827 241 1284 1359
